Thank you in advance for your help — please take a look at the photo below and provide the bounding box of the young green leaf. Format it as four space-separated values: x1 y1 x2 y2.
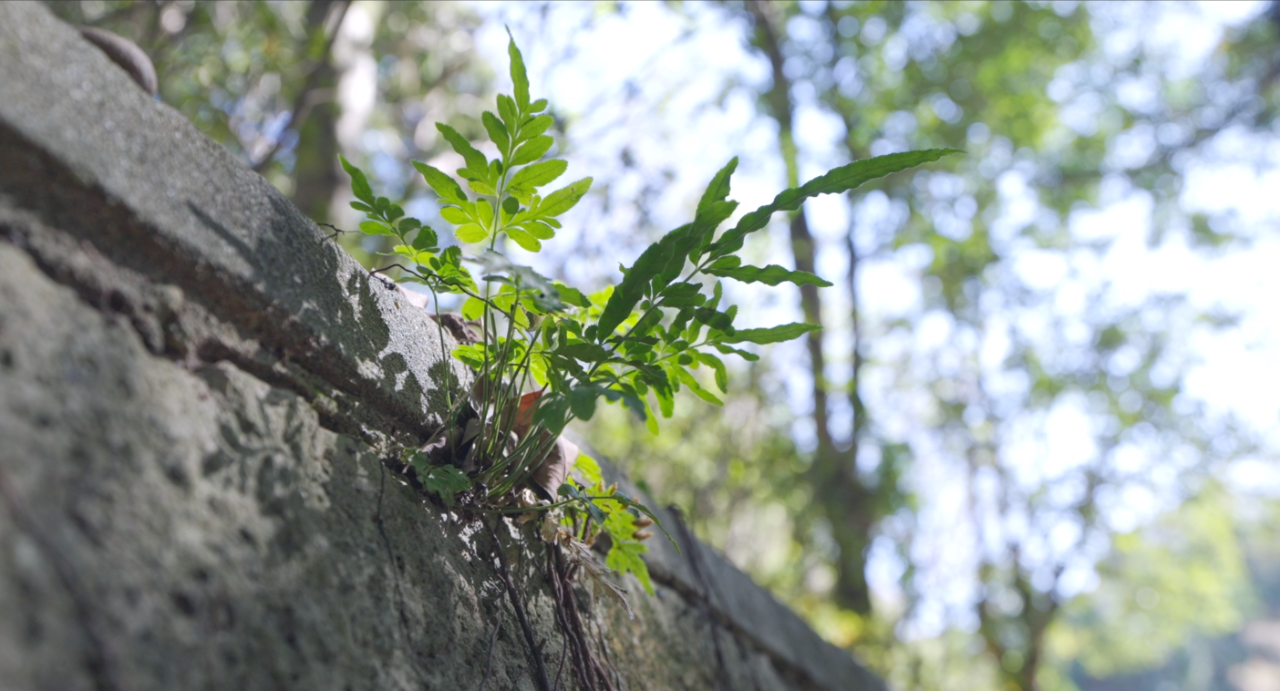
535 177 592 219
506 29 530 109
606 534 654 596
455 224 487 244
574 452 604 487
481 111 510 152
506 227 541 252
570 385 604 420
412 161 468 204
596 233 679 340
695 352 729 392
411 226 438 252
436 123 489 175
414 462 471 508
519 114 554 141
532 392 571 435
524 221 556 240
675 367 723 405
440 206 472 225
705 264 833 287
508 159 568 193
710 148 962 257
497 94 518 129
339 154 374 205
697 157 738 216
359 220 397 237
721 322 821 345
713 343 760 361
554 283 591 308
511 135 554 165
693 307 735 333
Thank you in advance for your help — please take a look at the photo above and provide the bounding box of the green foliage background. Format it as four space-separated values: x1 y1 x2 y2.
52 2 1280 690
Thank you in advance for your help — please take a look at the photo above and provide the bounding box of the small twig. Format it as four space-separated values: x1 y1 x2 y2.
477 614 503 691
484 517 552 691
317 222 349 242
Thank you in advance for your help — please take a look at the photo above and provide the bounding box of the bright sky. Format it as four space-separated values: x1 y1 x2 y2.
448 0 1280 635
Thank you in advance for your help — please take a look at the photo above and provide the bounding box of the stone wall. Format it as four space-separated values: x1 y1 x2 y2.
0 4 885 690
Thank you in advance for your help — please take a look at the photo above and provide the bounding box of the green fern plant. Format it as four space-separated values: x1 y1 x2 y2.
340 32 959 595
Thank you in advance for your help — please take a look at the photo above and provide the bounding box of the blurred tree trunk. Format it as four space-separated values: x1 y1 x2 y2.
746 1 877 616
287 0 344 223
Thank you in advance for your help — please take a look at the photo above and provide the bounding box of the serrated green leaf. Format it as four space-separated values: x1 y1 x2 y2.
570 385 602 421
507 30 530 109
706 256 741 271
713 343 760 361
418 464 471 508
560 342 610 362
697 157 738 216
658 289 705 309
675 366 723 405
359 220 397 237
711 149 962 257
554 283 590 308
606 538 653 596
537 177 593 220
573 452 603 487
509 159 567 192
436 123 489 175
525 221 555 240
440 206 470 225
412 226 438 251
497 94 517 129
340 155 374 205
642 396 659 435
511 135 554 166
481 111 510 152
693 307 735 332
695 352 728 392
476 200 495 230
412 161 468 204
468 179 497 196
350 201 373 212
687 199 738 264
655 383 675 418
505 227 541 252
722 322 821 345
597 225 686 340
455 224 487 244
520 114 553 141
529 98 548 113
532 392 572 435
705 264 833 287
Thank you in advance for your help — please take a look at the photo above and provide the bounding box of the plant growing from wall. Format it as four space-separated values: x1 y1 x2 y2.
340 32 956 620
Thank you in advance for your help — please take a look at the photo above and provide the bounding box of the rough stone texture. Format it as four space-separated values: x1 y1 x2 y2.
0 4 886 690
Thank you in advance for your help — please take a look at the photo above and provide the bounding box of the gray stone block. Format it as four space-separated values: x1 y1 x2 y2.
0 3 886 689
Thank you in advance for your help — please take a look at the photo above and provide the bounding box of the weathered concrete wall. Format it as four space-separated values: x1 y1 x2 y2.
0 4 886 690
